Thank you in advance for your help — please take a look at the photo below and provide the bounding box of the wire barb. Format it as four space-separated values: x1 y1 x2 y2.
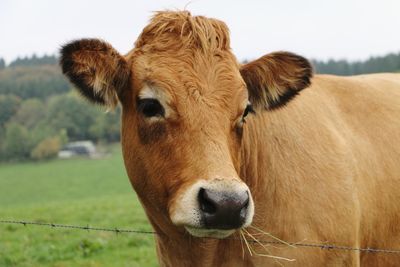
1 219 400 255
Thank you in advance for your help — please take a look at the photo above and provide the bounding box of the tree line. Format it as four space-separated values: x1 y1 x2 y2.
0 55 120 162
312 52 400 76
0 52 399 161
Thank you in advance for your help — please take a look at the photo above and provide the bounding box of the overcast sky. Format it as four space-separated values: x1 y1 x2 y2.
1 0 400 64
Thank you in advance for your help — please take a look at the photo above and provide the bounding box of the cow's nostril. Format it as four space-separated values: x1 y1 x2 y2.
197 187 249 230
198 188 217 214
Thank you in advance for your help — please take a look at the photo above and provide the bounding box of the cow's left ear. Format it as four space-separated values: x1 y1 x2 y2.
60 38 130 109
240 51 313 110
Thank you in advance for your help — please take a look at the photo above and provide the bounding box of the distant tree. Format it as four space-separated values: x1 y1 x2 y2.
58 128 69 146
29 122 58 147
45 94 99 141
0 94 21 129
0 58 5 70
0 121 65 161
11 98 46 129
1 122 32 160
30 136 61 160
89 108 121 142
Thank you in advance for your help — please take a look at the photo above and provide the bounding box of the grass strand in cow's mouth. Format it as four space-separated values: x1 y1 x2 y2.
185 222 296 262
240 228 296 263
249 225 296 248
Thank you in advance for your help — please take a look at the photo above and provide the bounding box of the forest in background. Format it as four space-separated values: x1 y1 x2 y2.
0 52 399 162
0 55 120 162
312 52 400 75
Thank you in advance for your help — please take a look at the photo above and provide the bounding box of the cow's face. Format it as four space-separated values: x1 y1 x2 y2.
121 47 254 239
60 11 312 239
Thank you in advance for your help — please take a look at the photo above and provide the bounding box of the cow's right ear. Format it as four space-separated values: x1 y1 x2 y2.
60 39 130 109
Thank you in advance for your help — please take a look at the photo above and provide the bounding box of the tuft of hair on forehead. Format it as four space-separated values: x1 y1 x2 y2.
135 11 231 52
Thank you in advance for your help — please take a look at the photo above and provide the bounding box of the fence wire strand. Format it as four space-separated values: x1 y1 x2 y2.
2 219 400 255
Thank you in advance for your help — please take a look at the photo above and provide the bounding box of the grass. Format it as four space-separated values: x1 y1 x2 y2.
0 144 158 267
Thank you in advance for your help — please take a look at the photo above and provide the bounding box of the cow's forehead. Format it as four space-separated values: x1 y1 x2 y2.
128 49 246 103
134 11 231 53
124 10 249 117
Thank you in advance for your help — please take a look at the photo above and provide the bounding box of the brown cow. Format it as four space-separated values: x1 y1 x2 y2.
60 11 400 267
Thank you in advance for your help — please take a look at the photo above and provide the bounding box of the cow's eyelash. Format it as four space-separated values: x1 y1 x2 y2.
242 104 255 122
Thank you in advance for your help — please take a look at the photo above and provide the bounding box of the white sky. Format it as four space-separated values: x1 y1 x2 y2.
1 0 400 64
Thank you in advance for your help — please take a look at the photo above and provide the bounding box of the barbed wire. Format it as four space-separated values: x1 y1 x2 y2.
2 219 400 255
0 220 154 235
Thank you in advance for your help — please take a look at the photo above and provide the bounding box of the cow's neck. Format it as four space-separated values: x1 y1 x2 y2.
239 116 300 240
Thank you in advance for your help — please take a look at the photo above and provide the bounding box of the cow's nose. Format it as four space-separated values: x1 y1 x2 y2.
198 187 249 230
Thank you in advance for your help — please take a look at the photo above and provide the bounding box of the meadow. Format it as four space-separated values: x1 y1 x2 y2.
0 145 158 267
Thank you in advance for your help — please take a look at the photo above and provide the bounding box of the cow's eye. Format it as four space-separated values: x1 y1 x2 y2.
242 104 255 121
137 98 165 118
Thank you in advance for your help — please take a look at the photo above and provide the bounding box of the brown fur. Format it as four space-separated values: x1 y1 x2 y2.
60 11 400 267
135 11 230 52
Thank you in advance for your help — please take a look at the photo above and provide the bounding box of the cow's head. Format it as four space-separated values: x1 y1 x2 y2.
60 11 312 239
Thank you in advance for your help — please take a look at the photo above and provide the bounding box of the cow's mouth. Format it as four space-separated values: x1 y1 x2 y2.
184 226 235 239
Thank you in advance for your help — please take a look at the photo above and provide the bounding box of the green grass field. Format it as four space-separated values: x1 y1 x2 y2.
0 145 158 267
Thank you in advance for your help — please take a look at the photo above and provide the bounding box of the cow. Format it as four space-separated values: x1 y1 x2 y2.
60 11 400 267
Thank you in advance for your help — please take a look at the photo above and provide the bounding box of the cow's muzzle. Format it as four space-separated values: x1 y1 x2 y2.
170 178 254 238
